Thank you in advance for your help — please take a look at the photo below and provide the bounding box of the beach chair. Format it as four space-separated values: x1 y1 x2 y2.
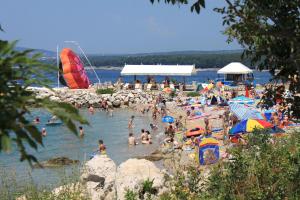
146 84 152 91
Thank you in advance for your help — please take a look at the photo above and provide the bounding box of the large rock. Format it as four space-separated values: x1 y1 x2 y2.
115 159 164 200
81 155 117 200
112 100 121 107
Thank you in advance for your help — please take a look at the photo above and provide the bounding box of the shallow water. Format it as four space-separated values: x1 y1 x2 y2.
0 109 163 188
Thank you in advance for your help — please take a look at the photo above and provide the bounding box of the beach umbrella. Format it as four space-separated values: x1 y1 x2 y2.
229 119 273 135
229 104 264 120
163 87 172 93
162 115 174 123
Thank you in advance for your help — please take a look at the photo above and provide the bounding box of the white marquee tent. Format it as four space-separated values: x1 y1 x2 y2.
121 64 196 76
217 62 253 74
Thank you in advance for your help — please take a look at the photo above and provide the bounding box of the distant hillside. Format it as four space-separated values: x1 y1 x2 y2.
15 47 56 58
88 49 249 69
16 47 248 68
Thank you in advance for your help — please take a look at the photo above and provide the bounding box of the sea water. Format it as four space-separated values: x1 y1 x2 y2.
0 109 163 188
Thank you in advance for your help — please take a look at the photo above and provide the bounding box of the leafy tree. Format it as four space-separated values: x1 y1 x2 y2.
0 40 88 165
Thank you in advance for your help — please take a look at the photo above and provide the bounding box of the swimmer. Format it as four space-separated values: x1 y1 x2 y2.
128 133 138 145
98 140 106 154
41 128 47 137
140 129 150 144
150 123 158 130
34 117 40 124
128 115 135 129
88 105 95 114
146 130 152 144
79 126 84 138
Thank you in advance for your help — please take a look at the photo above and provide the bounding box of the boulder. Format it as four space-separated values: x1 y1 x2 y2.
112 100 121 107
33 157 79 168
115 159 164 200
81 155 117 200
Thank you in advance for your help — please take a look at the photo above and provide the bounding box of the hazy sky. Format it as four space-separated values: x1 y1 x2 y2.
0 0 240 54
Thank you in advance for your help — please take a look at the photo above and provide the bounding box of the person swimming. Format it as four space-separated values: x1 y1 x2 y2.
98 140 106 154
89 105 95 114
150 123 158 130
34 117 40 124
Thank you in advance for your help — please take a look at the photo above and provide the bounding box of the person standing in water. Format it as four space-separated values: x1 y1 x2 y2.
128 115 135 129
79 126 84 138
98 140 106 154
128 133 138 145
41 128 47 137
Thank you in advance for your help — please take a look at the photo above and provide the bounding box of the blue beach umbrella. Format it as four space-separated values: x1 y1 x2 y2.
162 116 174 123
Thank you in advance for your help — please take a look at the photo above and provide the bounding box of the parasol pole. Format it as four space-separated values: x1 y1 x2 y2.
56 44 60 88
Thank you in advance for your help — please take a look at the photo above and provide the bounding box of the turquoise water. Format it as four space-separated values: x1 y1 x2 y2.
0 109 163 187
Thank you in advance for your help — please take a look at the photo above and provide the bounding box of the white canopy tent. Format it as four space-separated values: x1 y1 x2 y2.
217 62 253 82
217 62 253 74
121 64 196 76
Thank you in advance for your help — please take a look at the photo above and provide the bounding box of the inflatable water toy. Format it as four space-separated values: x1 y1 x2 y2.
186 126 205 137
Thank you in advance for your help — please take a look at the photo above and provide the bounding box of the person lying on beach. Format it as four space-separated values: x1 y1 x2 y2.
98 140 106 154
128 115 135 129
128 133 138 145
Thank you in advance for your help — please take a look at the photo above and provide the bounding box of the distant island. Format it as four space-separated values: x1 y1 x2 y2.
16 47 249 69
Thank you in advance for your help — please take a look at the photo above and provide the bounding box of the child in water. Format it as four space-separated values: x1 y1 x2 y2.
128 115 135 129
79 126 84 138
98 140 106 154
41 128 47 137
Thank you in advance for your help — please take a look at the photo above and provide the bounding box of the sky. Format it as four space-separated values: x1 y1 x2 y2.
0 0 240 54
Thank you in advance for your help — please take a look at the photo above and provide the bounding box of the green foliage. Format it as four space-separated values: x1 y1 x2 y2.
125 189 138 200
0 40 88 165
160 166 205 200
96 88 115 95
139 178 157 199
214 0 300 78
0 166 89 200
149 0 205 14
206 129 300 200
186 91 200 97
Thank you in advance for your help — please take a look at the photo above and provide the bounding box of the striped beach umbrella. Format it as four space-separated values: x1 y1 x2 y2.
229 104 264 120
229 119 273 135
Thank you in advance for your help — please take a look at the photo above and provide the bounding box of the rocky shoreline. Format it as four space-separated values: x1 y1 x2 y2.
28 87 167 108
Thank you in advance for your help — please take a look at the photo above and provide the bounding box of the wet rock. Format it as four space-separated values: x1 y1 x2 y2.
33 157 79 168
